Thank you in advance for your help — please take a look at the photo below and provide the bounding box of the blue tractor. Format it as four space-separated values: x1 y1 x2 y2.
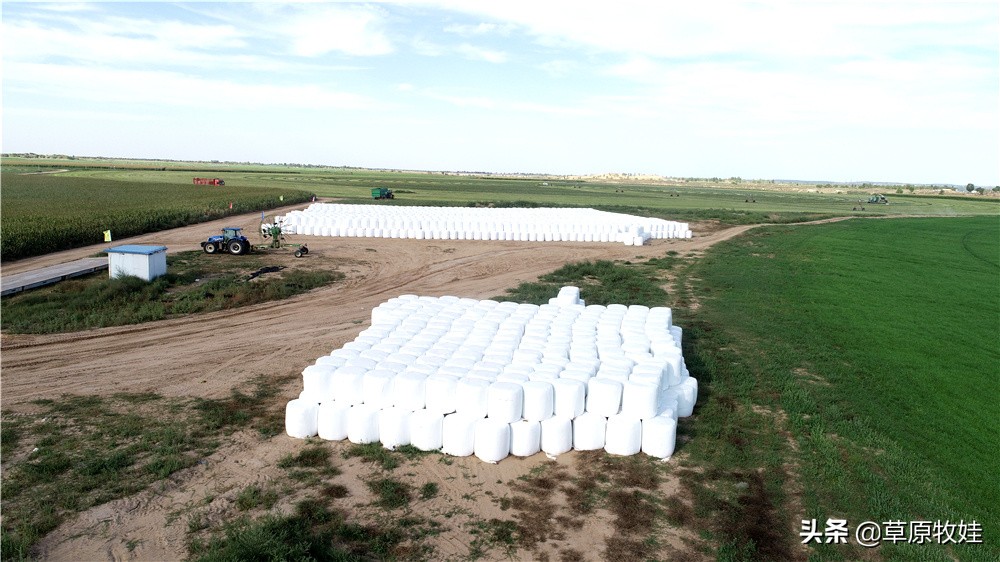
202 227 251 255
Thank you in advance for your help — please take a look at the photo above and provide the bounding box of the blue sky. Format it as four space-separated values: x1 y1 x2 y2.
3 1 998 185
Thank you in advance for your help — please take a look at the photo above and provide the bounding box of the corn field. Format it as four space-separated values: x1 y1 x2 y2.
1 173 313 261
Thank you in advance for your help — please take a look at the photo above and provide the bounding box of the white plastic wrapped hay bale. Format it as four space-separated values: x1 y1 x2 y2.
474 418 511 463
621 381 660 420
317 402 350 441
656 348 685 387
521 381 554 422
301 365 337 403
362 370 396 409
425 374 459 414
661 389 681 420
551 378 586 419
455 378 491 419
605 414 642 456
487 382 524 424
410 410 444 451
315 355 347 368
346 404 380 444
333 366 367 405
345 356 378 370
572 411 607 450
540 416 573 456
379 407 411 449
285 399 319 439
392 371 428 412
442 412 478 456
641 415 677 459
675 377 698 417
510 420 541 457
586 378 623 417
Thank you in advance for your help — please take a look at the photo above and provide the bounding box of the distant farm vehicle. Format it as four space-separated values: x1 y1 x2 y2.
202 227 250 255
868 194 889 204
193 178 225 186
259 218 309 258
371 187 394 199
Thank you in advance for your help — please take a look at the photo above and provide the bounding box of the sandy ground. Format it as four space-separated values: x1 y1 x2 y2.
1 205 762 561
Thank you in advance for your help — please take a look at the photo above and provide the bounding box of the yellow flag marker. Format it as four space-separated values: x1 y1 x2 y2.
103 230 112 242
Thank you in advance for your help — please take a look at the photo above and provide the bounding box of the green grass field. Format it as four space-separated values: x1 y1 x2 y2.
679 215 999 560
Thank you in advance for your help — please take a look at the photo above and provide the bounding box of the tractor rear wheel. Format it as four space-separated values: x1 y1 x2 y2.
228 240 244 255
300 246 309 255
204 242 217 254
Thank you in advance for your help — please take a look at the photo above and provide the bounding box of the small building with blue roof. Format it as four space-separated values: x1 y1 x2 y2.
105 245 168 281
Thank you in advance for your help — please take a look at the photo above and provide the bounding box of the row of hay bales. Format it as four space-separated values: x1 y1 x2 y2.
286 289 696 463
277 204 692 245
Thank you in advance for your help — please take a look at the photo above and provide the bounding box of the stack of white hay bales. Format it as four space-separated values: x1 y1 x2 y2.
276 204 692 246
285 288 697 463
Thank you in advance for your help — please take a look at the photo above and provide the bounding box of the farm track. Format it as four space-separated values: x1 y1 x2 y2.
1 209 859 561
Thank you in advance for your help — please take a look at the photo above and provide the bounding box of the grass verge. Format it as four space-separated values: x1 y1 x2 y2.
496 259 669 306
1 251 342 334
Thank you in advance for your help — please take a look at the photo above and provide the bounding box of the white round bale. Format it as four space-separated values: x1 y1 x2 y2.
455 378 491 419
474 418 511 463
410 410 444 451
346 404 380 444
379 407 411 449
442 412 477 456
641 415 677 459
586 378 623 417
551 379 586 419
521 381 554 422
285 399 319 439
540 416 573 456
317 402 350 441
605 414 642 456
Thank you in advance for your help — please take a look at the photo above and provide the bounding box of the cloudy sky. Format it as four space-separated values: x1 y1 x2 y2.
3 1 997 185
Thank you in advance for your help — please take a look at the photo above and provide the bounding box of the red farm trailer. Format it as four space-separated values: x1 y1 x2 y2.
193 178 225 186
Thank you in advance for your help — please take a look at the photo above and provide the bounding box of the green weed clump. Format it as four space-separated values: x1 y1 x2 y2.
498 259 668 307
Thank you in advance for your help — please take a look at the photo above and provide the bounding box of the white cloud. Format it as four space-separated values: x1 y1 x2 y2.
457 43 508 63
422 1 997 59
537 59 577 77
443 22 513 36
6 63 385 111
2 17 248 67
426 92 497 109
274 4 394 57
411 36 446 56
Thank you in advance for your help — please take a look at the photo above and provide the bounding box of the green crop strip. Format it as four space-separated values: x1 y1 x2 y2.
0 172 313 260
